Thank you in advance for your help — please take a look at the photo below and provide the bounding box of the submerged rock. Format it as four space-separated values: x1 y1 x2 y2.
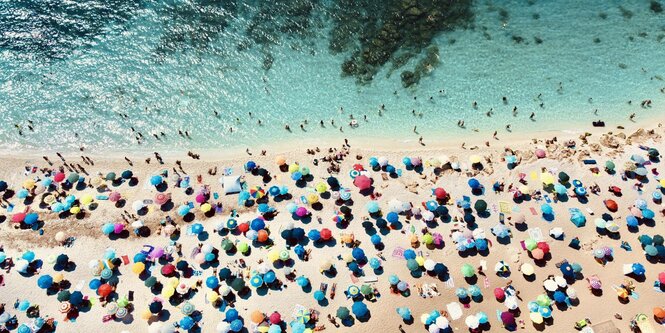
651 1 663 13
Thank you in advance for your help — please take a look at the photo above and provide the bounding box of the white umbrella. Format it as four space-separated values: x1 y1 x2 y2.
15 259 30 273
428 325 440 333
465 315 480 329
131 220 144 229
388 199 405 213
566 287 578 299
219 285 231 297
472 228 486 239
422 210 435 221
216 321 231 333
435 316 449 329
549 227 564 238
201 244 214 254
283 266 293 275
504 296 519 310
378 157 389 167
256 263 270 275
543 279 558 292
554 275 567 288
132 200 145 212
160 324 177 333
424 259 436 271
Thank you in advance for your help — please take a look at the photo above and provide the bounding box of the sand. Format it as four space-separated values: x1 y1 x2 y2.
1 122 664 333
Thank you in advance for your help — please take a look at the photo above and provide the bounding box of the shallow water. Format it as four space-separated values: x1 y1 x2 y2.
1 0 664 152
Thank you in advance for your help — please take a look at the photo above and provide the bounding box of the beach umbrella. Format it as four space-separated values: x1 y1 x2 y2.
360 284 373 296
541 204 553 215
631 263 646 275
230 277 245 291
455 288 468 299
474 200 487 213
177 205 190 216
536 294 551 307
465 315 480 329
250 310 265 324
461 263 475 277
435 316 449 329
539 306 552 318
336 307 350 320
150 175 163 186
468 285 482 297
250 275 263 288
397 281 408 292
181 302 195 316
179 316 195 330
37 275 53 289
314 290 325 301
654 307 665 321
529 312 543 324
531 248 545 260
352 302 368 318
406 259 420 272
501 311 516 326
353 175 371 190
553 290 566 303
366 201 380 214
494 287 506 300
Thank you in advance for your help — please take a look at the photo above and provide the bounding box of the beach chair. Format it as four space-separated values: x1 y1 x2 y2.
633 314 656 333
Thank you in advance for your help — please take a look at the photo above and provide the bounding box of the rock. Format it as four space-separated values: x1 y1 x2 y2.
405 6 422 17
651 1 663 13
400 70 417 87
599 134 620 148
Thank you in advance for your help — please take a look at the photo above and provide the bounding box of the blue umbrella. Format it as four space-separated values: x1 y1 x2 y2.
570 213 586 227
180 316 195 330
476 238 488 251
269 186 281 196
467 285 482 297
313 290 325 301
553 291 566 303
468 178 480 189
89 279 102 290
37 275 53 289
296 276 309 287
626 215 639 227
352 248 365 260
230 319 243 332
177 205 191 216
366 201 380 213
554 184 566 195
245 161 256 171
250 275 263 288
191 223 203 234
291 172 302 181
238 191 250 204
370 234 382 245
352 302 368 317
226 219 238 229
539 306 552 318
396 307 411 320
541 204 553 215
17 324 31 333
18 300 30 311
17 189 29 199
455 288 468 298
22 251 35 262
225 308 239 321
631 263 645 275
403 249 416 260
369 258 381 269
425 200 438 211
0 180 7 191
575 187 586 196
388 274 399 285
294 245 305 257
133 253 147 263
308 230 321 241
70 291 83 306
642 209 655 219
264 270 276 284
386 212 399 223
206 276 219 289
150 175 163 186
250 218 265 231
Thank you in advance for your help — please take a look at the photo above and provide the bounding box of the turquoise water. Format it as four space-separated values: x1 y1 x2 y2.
1 0 664 152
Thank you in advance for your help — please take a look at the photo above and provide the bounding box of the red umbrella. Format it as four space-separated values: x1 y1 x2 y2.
659 272 665 284
352 164 364 171
536 242 550 254
269 312 282 324
434 188 447 199
154 193 170 205
237 223 249 233
12 212 26 223
53 172 65 182
109 192 121 202
500 311 516 326
97 283 112 297
604 199 618 212
353 175 371 190
494 287 505 300
161 264 176 276
320 228 332 240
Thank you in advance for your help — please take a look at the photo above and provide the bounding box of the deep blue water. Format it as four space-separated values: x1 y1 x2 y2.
1 0 664 151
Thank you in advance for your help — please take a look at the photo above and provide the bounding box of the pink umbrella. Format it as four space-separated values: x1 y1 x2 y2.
154 193 170 205
108 192 121 202
629 207 643 218
432 233 444 246
353 175 371 190
295 207 308 217
588 276 602 289
195 194 206 204
501 311 516 326
658 272 665 284
53 172 65 182
410 157 422 166
113 223 125 234
535 149 546 159
149 247 164 260
531 248 545 260
12 212 26 223
494 287 505 300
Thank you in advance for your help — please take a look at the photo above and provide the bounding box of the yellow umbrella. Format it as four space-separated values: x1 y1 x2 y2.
70 206 81 214
53 273 65 283
519 185 529 194
540 173 554 185
288 163 300 173
23 179 36 189
319 260 333 272
306 193 319 204
660 179 665 187
342 252 354 263
140 309 152 320
469 155 482 164
267 250 280 262
168 277 180 287
132 262 145 274
520 263 535 276
415 256 425 266
315 182 328 193
207 291 219 303
80 194 94 205
200 203 212 213
44 194 56 204
90 176 103 187
162 285 175 298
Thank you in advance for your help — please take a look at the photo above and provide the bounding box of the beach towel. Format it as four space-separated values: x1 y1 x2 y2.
350 273 359 284
528 228 543 241
529 207 538 215
498 201 511 213
446 302 463 320
484 277 490 288
392 246 405 259
121 255 130 265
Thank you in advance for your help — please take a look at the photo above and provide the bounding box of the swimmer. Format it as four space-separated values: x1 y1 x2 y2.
320 120 324 127
472 101 478 109
506 124 512 131
413 126 417 133
629 113 636 121
285 124 291 131
529 112 535 120
502 96 508 104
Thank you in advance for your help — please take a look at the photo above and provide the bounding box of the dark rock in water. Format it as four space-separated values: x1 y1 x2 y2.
618 63 628 69
651 1 663 13
512 35 525 44
263 53 274 71
534 36 543 44
401 70 417 88
619 6 633 19
593 37 601 43
598 12 607 19
532 13 540 20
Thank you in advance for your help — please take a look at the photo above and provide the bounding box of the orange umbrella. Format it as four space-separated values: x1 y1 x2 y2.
251 310 265 324
654 307 665 320
604 199 618 212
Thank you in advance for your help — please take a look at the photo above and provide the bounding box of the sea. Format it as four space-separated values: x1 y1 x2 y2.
1 0 664 152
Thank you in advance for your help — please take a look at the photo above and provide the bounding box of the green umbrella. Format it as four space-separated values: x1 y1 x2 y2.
461 263 475 277
336 306 350 319
117 296 129 308
406 259 419 272
525 238 537 251
57 290 71 302
67 173 80 183
558 171 569 182
474 200 487 213
360 284 373 296
536 294 551 307
237 242 249 254
144 276 157 288
105 172 116 181
221 239 234 251
121 170 133 179
230 277 245 291
648 148 659 158
605 160 615 171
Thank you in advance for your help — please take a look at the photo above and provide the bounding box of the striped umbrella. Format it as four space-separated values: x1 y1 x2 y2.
115 307 128 318
181 302 195 316
59 301 71 313
347 285 359 297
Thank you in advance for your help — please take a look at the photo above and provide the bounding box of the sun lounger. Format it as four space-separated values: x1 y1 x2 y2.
446 302 463 320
